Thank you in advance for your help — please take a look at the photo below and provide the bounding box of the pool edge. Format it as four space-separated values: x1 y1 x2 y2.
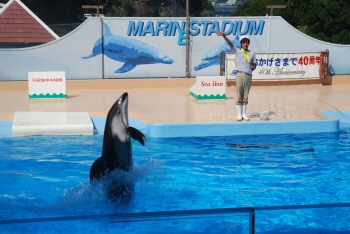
0 119 340 138
146 120 340 138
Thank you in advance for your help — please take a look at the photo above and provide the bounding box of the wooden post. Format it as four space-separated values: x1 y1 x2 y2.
266 5 286 16
320 50 329 80
82 5 104 16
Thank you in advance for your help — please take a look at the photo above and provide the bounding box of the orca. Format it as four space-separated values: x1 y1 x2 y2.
90 92 146 201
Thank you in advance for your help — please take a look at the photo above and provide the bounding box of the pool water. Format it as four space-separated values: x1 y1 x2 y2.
1 129 350 233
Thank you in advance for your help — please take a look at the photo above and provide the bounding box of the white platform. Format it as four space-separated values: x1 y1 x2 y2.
12 112 94 137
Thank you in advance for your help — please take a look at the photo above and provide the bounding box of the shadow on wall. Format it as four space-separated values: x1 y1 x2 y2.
329 65 335 75
48 23 82 37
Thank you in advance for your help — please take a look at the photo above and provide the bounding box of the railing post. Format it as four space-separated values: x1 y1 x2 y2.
100 17 105 79
185 0 190 78
220 51 225 76
249 207 255 234
319 50 329 80
325 49 329 79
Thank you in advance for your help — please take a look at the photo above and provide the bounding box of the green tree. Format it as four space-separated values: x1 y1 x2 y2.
192 0 213 16
14 0 214 20
230 0 350 44
215 0 227 4
230 0 287 17
286 0 350 44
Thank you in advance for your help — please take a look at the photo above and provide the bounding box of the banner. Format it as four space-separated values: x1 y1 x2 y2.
254 52 321 80
28 71 66 99
226 52 321 80
190 76 226 101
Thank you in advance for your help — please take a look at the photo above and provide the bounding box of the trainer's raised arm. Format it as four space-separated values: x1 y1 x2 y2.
216 31 234 49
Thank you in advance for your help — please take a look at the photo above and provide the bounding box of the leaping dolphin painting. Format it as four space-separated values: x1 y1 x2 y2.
82 23 174 73
194 34 241 71
90 92 146 201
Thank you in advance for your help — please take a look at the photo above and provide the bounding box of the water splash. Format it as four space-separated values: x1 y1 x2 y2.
0 159 158 219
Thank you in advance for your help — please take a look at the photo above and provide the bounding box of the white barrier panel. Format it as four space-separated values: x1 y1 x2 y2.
28 71 67 99
225 53 236 80
190 76 226 101
226 52 322 80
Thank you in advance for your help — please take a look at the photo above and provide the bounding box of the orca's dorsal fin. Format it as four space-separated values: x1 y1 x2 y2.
128 127 146 146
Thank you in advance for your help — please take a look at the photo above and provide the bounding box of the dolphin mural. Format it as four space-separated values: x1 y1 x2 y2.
82 23 174 73
90 92 146 201
194 35 241 71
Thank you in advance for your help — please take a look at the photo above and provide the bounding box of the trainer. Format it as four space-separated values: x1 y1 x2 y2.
216 31 256 121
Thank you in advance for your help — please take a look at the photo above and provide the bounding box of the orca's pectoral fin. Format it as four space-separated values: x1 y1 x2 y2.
115 63 136 73
128 127 146 146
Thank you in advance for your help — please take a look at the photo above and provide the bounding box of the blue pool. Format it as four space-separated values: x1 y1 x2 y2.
1 118 350 233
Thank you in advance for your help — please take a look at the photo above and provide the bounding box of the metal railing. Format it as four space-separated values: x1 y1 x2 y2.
2 203 350 233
